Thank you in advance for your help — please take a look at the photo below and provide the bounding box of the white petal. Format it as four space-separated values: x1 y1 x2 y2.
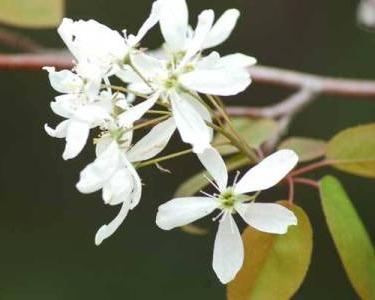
218 53 257 69
128 0 161 46
170 92 211 153
44 120 69 138
179 9 214 68
197 147 228 192
130 52 167 81
63 120 90 160
76 142 120 193
118 92 159 127
203 9 240 49
102 168 133 206
212 213 244 284
50 94 78 119
156 197 219 230
234 149 299 194
127 117 176 162
95 199 131 246
74 104 110 124
121 154 143 209
180 66 250 96
181 92 213 140
95 135 113 157
159 0 189 51
195 51 220 69
43 67 83 94
235 202 297 234
58 18 127 68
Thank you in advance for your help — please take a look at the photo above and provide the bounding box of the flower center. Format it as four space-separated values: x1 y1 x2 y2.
218 188 237 210
164 74 179 89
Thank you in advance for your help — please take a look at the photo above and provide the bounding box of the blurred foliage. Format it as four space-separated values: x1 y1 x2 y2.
278 137 326 162
326 123 375 178
227 201 312 300
320 176 375 299
0 0 64 28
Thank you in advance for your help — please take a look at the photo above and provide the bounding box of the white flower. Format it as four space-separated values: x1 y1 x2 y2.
58 1 161 75
76 117 176 245
156 149 299 283
113 1 256 155
44 65 112 160
158 0 241 53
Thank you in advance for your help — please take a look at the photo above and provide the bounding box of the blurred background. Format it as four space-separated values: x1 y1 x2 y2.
0 0 374 299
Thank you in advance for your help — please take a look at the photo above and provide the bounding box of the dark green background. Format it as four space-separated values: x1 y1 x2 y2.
0 0 374 299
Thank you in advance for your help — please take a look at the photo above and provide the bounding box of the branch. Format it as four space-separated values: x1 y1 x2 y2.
249 65 375 98
0 51 73 70
0 51 375 99
226 88 318 118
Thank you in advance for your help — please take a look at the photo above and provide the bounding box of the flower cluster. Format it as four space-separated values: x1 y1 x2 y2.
45 0 298 283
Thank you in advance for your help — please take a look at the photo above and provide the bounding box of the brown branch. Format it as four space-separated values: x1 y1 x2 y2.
293 177 319 189
226 88 318 118
249 65 375 98
0 51 374 99
0 51 73 70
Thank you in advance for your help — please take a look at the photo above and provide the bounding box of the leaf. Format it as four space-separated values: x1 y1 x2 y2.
0 0 64 28
326 123 375 178
214 117 279 156
174 155 251 197
227 201 312 300
278 137 326 162
319 176 375 299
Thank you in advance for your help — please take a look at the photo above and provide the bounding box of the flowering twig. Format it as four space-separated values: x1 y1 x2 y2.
0 51 375 99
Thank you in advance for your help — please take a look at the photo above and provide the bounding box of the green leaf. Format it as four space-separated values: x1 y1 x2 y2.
0 0 64 28
319 176 375 299
326 123 375 178
227 201 313 300
214 117 279 156
174 155 251 197
278 137 326 162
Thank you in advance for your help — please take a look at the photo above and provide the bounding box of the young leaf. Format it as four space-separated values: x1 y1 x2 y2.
319 176 375 300
174 155 251 197
227 201 312 300
0 0 64 28
326 123 375 178
278 137 326 162
214 117 279 155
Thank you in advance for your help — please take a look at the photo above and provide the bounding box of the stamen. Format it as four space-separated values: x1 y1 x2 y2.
212 210 225 222
203 175 221 192
200 190 216 199
232 170 241 187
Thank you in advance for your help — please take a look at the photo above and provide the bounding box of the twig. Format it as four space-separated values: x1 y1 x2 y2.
0 52 375 99
226 88 319 118
249 65 375 98
0 51 73 70
290 160 333 177
293 177 319 189
287 176 294 204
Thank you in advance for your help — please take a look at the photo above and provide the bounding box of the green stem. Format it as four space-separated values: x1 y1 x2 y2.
128 58 155 91
206 95 259 162
124 115 169 134
136 149 192 169
101 84 148 99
